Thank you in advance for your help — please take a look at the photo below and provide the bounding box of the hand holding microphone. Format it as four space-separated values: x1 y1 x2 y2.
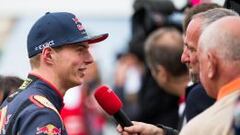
94 85 133 127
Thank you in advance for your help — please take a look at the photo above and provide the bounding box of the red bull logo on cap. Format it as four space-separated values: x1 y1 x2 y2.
36 124 61 135
72 17 85 32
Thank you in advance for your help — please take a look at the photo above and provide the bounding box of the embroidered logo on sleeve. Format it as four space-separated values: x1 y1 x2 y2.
36 124 61 135
0 106 12 134
19 78 33 90
30 95 58 113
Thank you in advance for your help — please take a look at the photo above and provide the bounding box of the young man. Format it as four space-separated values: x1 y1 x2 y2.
0 12 108 135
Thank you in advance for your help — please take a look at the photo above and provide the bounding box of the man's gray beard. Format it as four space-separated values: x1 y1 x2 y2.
189 72 199 83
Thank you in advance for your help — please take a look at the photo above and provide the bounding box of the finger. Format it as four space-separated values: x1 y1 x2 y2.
124 125 142 133
116 124 123 132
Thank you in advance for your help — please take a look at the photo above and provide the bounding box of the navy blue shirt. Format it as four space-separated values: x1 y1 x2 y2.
0 74 67 135
185 83 215 121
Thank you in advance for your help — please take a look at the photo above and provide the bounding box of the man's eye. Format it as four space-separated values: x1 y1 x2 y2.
77 48 84 52
191 48 197 52
187 47 196 52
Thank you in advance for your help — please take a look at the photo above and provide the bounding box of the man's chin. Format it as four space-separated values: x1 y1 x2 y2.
71 78 84 87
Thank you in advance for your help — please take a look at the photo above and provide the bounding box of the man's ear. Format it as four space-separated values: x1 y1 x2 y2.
155 65 168 84
207 53 217 79
41 47 54 65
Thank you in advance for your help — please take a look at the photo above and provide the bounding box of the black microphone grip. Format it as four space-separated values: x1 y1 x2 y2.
113 109 133 127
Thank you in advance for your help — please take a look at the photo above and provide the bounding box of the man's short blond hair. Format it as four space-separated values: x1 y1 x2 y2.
29 54 40 69
29 46 64 69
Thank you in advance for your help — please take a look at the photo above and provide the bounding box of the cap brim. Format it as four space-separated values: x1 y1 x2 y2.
87 33 109 44
66 33 108 46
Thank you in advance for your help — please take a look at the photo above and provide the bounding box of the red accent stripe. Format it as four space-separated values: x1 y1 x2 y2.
29 95 44 108
29 73 64 99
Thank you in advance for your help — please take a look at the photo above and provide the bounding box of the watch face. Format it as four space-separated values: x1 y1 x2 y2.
224 0 240 14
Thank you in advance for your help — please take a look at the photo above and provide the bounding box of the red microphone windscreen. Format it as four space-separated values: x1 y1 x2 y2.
94 85 123 115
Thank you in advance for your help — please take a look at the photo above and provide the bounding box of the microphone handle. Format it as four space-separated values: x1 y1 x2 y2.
113 109 133 127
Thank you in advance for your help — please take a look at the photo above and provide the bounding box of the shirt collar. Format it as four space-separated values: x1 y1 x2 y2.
29 73 64 98
28 73 64 111
217 77 240 100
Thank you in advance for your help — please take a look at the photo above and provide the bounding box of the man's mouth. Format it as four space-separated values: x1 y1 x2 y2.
79 68 87 77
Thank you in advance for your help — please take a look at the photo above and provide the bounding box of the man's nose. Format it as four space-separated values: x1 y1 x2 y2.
85 52 94 65
181 48 190 64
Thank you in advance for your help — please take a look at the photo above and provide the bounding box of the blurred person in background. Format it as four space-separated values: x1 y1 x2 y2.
144 27 188 126
117 26 188 135
0 12 108 134
114 53 143 121
114 0 183 128
0 75 23 104
224 0 240 14
61 62 107 135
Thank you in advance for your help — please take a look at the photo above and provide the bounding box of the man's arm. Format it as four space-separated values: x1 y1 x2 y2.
16 107 66 135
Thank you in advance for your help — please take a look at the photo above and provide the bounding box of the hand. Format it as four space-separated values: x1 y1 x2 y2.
116 121 164 135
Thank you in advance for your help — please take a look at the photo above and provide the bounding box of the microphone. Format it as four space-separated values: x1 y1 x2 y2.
94 85 133 127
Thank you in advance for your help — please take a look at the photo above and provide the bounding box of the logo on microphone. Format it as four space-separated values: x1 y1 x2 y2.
107 88 112 93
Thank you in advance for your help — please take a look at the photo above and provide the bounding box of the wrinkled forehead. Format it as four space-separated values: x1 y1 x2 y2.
185 19 202 46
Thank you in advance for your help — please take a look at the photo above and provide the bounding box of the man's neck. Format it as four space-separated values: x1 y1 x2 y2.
30 69 65 95
168 74 189 96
